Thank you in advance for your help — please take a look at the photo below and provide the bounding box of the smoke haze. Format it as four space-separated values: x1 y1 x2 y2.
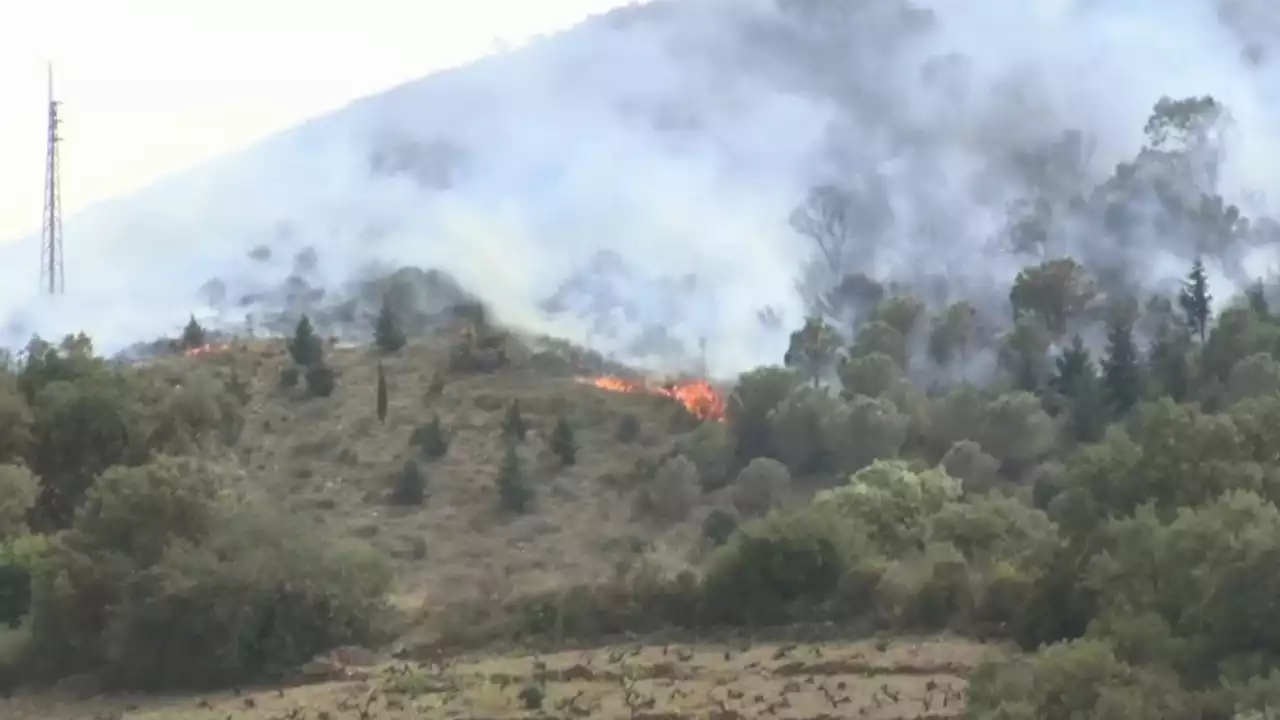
2 0 1278 377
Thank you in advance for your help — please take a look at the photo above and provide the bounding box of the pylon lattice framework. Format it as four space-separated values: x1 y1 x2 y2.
39 62 64 295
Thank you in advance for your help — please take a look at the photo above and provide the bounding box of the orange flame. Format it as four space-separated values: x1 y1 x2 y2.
184 343 231 358
581 375 726 422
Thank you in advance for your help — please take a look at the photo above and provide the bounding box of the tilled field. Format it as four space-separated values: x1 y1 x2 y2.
1 636 1000 719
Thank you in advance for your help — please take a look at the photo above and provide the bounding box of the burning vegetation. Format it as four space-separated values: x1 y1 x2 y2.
581 375 726 421
184 343 232 358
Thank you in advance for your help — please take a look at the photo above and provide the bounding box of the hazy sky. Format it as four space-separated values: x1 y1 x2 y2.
0 0 636 243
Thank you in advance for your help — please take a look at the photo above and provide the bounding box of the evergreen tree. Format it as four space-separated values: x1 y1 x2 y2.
1247 280 1271 318
288 314 323 367
1067 363 1107 444
1179 257 1212 344
496 444 530 513
181 315 206 350
391 459 425 505
411 415 450 459
376 361 388 423
1049 335 1092 402
548 415 577 466
783 315 842 387
1101 310 1142 417
1148 328 1191 402
502 400 527 442
374 296 407 353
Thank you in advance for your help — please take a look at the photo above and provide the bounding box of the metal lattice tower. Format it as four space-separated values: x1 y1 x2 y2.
39 62 64 295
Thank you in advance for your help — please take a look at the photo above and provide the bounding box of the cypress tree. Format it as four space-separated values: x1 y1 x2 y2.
376 361 388 423
496 444 530 513
502 400 527 442
549 415 577 466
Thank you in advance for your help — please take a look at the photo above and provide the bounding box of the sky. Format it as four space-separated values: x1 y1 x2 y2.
0 0 638 243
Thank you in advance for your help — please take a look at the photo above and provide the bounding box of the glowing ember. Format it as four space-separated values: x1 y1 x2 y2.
184 343 232 358
581 375 726 422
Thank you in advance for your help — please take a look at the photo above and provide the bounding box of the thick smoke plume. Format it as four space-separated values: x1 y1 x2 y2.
1 0 1278 377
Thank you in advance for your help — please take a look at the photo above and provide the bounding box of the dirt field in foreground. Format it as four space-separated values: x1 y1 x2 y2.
1 636 999 720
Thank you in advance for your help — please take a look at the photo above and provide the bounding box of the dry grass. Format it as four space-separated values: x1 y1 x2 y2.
156 333 707 610
0 636 1001 719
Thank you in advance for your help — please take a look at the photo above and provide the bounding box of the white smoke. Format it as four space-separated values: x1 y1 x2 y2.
1 0 1278 377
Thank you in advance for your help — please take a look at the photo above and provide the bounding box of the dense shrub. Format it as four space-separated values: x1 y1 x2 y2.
731 457 791 518
304 363 337 398
701 507 739 547
21 456 392 689
640 455 700 522
701 507 859 625
411 415 450 459
391 459 426 505
675 422 734 491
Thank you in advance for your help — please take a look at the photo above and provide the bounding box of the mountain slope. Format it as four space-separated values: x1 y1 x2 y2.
3 0 1278 378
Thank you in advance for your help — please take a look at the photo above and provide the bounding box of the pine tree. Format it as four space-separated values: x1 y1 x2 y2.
1247 280 1271 318
496 444 530 513
1148 328 1191 402
1067 363 1107 444
374 296 407 353
181 315 206 349
288 314 323 367
502 400 527 442
1101 311 1141 417
1049 335 1092 402
376 361 388 423
783 315 842 387
1179 257 1212 344
549 415 577 466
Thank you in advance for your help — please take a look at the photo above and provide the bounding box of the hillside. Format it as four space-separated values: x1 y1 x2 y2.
0 312 1014 720
4 1 1280 717
13 233 1280 717
155 330 731 610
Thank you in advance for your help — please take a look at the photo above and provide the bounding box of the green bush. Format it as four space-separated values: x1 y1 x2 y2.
391 459 426 505
768 385 843 473
701 507 862 625
0 536 44 629
815 460 960 556
967 638 1195 720
874 543 971 630
639 455 700 522
22 456 392 690
304 363 337 398
497 444 530 513
549 415 577 466
701 508 739 547
731 457 791 519
725 366 800 463
410 415 450 459
675 421 734 492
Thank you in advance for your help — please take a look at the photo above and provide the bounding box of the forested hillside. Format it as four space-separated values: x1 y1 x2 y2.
3 1 1280 718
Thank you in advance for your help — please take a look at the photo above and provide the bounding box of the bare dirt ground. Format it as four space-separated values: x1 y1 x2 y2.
1 636 998 719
